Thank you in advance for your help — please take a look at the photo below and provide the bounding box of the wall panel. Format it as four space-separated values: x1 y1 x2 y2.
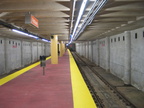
131 27 144 91
32 42 38 62
6 39 21 72
22 41 31 66
110 33 125 79
0 38 5 75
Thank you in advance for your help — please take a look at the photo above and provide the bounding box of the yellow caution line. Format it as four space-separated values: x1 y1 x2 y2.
0 57 51 86
68 50 97 108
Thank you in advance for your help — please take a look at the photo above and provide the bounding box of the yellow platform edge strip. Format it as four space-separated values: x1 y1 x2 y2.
0 57 51 86
68 50 97 108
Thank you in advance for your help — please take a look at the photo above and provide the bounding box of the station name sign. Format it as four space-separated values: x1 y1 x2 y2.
25 13 39 28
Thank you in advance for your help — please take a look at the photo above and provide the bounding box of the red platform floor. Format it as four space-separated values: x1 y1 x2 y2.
0 53 73 108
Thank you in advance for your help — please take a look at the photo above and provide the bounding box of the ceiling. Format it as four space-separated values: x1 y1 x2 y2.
0 0 144 42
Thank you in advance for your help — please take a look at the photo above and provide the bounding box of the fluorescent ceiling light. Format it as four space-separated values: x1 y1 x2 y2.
73 0 108 40
12 29 50 42
72 0 88 38
12 29 29 36
42 39 50 42
70 0 76 34
28 34 39 39
12 29 38 39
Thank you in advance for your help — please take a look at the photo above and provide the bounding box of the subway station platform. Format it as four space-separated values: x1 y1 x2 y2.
0 50 97 108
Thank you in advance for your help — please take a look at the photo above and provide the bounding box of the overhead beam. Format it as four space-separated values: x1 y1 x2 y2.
94 17 136 22
15 22 69 26
2 11 69 18
114 0 144 1
106 3 144 11
100 11 144 17
0 2 70 12
28 31 69 33
1 0 70 2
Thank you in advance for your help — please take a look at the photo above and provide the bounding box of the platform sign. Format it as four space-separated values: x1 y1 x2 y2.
25 13 39 28
31 15 39 28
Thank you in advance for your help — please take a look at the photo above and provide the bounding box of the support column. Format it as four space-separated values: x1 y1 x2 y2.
50 35 58 64
62 42 65 54
123 31 131 85
105 37 110 72
60 41 63 57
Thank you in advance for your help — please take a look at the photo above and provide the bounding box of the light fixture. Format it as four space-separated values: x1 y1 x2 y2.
72 0 88 36
69 0 108 44
12 29 39 39
28 34 39 39
69 0 88 44
12 29 51 42
74 0 108 40
70 0 76 35
12 29 29 36
0 20 49 43
42 39 50 42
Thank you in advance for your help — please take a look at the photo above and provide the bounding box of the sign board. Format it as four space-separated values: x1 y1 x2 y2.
25 13 39 28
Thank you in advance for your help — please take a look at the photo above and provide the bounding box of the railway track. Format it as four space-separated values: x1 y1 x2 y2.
72 52 136 108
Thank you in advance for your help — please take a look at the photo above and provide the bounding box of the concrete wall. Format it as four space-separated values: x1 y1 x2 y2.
96 40 99 65
0 37 5 75
99 38 107 69
77 43 81 56
76 43 80 55
22 41 31 66
88 41 92 61
82 43 85 57
38 42 42 57
85 42 88 58
92 40 99 65
110 33 125 79
41 43 44 56
131 27 144 91
75 26 144 92
75 43 78 53
92 41 96 63
77 43 82 56
6 39 21 72
45 43 50 56
32 42 38 62
0 36 50 75
81 43 83 56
